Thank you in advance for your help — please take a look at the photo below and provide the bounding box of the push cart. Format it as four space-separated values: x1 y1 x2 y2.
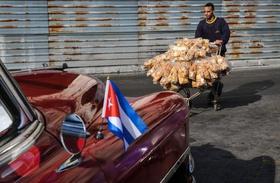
178 44 223 111
178 79 223 111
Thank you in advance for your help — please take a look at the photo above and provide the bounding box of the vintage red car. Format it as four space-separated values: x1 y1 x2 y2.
0 60 195 183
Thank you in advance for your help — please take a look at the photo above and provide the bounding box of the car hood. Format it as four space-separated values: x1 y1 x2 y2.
11 70 190 182
13 69 189 145
13 69 105 138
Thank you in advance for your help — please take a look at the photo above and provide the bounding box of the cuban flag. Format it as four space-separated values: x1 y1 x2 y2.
102 79 148 150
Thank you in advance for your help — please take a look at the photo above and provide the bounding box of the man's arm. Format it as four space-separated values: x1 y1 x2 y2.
220 18 230 44
195 21 203 38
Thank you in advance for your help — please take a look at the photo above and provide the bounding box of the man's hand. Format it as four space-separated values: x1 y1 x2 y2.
214 40 223 46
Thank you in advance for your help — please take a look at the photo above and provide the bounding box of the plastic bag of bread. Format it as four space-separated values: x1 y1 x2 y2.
159 76 169 87
188 63 197 80
216 55 225 64
196 72 207 87
195 49 207 58
219 56 230 71
220 62 229 71
143 59 154 69
155 53 168 62
203 69 211 80
146 64 157 76
168 65 178 84
144 57 164 70
207 57 220 72
178 63 189 85
201 39 210 50
192 81 199 88
168 83 180 91
198 60 211 80
159 62 173 86
152 66 164 84
144 37 232 90
195 64 207 86
186 47 196 60
210 72 218 80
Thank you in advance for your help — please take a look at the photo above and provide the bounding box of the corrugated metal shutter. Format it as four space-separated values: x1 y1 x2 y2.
48 0 140 68
137 0 206 63
0 0 279 71
47 0 207 69
48 0 280 71
0 1 49 70
222 0 280 67
138 0 280 67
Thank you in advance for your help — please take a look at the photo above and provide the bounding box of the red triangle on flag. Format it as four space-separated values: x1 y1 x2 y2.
104 82 120 117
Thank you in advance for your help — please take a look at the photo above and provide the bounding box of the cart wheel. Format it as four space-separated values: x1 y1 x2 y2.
214 103 218 111
213 103 221 111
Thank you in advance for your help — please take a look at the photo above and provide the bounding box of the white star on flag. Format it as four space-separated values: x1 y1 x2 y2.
101 79 148 150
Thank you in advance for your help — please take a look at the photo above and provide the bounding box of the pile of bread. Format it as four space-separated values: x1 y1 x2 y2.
144 38 230 91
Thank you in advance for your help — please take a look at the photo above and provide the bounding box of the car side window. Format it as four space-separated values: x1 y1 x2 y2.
0 100 12 136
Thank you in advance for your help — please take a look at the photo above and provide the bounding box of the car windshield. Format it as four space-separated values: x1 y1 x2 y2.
0 100 12 135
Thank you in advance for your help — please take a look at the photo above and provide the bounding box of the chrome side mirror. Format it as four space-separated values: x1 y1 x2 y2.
57 114 87 172
60 113 87 154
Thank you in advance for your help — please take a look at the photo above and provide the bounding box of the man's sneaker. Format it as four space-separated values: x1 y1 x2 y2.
213 102 221 111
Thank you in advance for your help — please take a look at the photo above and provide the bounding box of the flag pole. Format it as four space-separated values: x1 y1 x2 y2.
96 76 110 140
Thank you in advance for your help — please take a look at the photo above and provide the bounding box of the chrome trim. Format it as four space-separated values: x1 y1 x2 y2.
0 60 36 122
56 154 82 173
160 146 191 183
60 114 87 155
11 63 68 74
189 152 195 173
0 120 44 165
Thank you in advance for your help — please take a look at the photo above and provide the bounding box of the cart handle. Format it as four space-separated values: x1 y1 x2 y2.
210 42 222 56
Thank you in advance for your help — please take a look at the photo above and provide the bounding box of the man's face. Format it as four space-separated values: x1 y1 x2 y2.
204 6 214 20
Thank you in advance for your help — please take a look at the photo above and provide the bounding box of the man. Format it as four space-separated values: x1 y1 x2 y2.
195 2 230 110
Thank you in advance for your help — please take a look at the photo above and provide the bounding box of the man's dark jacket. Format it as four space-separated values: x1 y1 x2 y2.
195 17 230 55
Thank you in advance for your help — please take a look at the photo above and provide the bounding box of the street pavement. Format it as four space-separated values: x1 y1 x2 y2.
97 67 280 183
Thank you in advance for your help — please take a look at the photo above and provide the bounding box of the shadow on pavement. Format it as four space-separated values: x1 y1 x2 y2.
192 144 275 183
190 80 274 109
